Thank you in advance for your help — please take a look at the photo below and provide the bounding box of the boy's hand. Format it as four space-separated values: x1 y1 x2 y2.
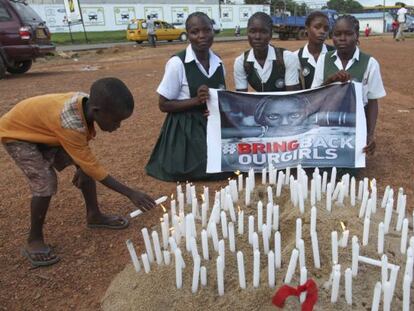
363 134 376 156
197 85 209 105
128 191 156 211
325 70 351 85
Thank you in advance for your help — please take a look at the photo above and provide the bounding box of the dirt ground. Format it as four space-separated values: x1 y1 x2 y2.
0 36 413 310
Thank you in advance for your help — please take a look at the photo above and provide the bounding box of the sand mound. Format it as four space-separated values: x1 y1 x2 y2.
101 179 412 311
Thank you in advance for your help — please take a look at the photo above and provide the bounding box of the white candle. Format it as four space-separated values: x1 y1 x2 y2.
253 249 260 288
389 265 400 301
245 181 250 206
316 174 322 202
201 229 209 260
310 179 316 207
299 267 307 303
371 186 377 213
163 250 171 265
345 268 352 305
401 218 409 254
363 216 370 246
365 198 373 219
220 188 226 211
170 198 177 218
322 171 328 193
273 205 279 231
253 232 259 251
217 256 224 296
271 231 281 269
130 209 143 218
201 203 207 228
397 188 404 214
384 200 393 233
310 206 317 234
296 218 302 248
169 236 178 253
330 264 341 303
141 253 151 273
141 228 154 263
152 231 164 265
358 255 398 270
262 167 267 185
371 282 382 311
237 251 246 289
405 255 413 281
284 249 299 284
359 190 369 218
337 182 345 205
297 183 305 214
331 231 338 264
126 239 141 272
203 186 209 209
228 222 236 252
383 281 391 311
200 266 207 286
381 185 390 208
226 194 236 222
357 180 363 201
155 195 168 205
229 180 238 202
298 239 305 268
218 239 225 263
266 202 273 229
276 171 284 197
403 273 411 311
268 250 275 288
174 249 182 288
220 211 228 239
326 183 332 212
302 174 308 200
178 192 184 215
161 220 169 249
257 201 263 232
340 230 349 248
350 177 356 206
238 210 244 235
285 167 291 184
381 254 388 285
238 173 243 191
248 216 254 244
311 231 320 269
262 224 270 254
191 254 201 293
378 222 385 254
330 167 337 189
209 222 219 251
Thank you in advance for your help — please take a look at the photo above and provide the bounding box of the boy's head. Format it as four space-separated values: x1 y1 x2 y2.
88 77 134 132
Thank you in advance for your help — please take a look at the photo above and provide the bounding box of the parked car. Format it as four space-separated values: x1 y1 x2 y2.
0 0 55 79
126 19 188 44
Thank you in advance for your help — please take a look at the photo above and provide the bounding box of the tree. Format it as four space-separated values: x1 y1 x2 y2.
245 0 271 4
326 0 363 13
272 0 309 16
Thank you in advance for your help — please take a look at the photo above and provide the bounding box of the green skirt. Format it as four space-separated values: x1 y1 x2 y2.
146 111 228 182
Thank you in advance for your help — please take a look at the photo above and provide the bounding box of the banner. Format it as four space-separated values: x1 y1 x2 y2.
206 82 366 173
63 0 82 23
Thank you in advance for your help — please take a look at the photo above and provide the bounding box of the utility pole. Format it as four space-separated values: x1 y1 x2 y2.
383 0 386 33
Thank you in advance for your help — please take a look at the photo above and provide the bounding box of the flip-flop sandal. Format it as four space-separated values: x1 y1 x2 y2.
21 246 60 267
87 216 129 230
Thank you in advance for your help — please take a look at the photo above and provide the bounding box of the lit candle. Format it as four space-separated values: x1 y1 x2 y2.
298 239 305 268
276 171 284 197
201 229 209 260
378 222 385 254
141 253 151 273
268 250 275 288
218 239 225 263
350 177 356 206
363 216 370 246
345 268 352 305
403 273 411 311
311 231 320 269
201 202 208 228
262 168 267 185
228 222 236 252
296 218 302 248
152 231 163 265
237 251 246 289
253 249 260 288
221 211 228 239
273 205 279 231
300 267 307 303
262 224 270 254
163 250 171 265
340 223 349 248
217 256 224 296
284 249 298 284
383 281 391 311
330 264 341 303
275 231 282 268
322 171 328 193
141 228 154 263
257 201 263 232
381 254 388 285
126 240 141 272
401 218 409 254
352 236 359 276
326 183 332 212
161 221 169 250
238 208 244 235
191 254 201 293
200 266 207 286
331 231 338 264
381 185 390 208
174 249 182 288
310 206 317 234
248 216 254 244
371 281 381 311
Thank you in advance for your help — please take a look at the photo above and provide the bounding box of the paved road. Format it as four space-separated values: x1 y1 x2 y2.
56 36 249 52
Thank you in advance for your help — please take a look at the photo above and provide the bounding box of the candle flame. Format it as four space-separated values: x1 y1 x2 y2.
161 204 167 213
169 227 174 232
201 194 205 202
234 170 241 176
171 193 174 200
340 221 346 231
160 218 163 222
238 206 241 213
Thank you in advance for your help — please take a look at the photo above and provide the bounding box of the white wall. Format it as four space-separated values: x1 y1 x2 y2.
31 3 270 33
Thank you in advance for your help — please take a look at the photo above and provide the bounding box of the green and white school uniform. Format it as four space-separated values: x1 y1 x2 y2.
294 43 334 89
146 44 226 182
233 44 299 92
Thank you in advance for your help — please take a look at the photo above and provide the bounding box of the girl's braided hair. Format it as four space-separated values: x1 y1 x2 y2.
335 14 360 34
185 12 212 32
247 12 273 33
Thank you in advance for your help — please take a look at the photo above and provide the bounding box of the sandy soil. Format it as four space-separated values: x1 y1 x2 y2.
0 36 413 310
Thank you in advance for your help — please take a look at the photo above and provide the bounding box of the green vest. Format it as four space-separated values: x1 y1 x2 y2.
243 46 286 92
298 45 335 89
323 50 371 83
176 49 226 100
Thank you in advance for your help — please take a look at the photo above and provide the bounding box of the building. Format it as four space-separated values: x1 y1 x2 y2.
352 12 394 33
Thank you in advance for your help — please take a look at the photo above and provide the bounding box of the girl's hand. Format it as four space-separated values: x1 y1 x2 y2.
203 109 210 117
363 134 376 156
325 70 351 85
197 85 209 105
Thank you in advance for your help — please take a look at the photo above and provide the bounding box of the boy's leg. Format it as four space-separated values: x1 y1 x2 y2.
72 169 128 228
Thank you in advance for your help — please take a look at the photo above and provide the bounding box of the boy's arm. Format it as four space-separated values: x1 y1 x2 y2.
100 175 155 211
363 99 378 156
159 85 209 113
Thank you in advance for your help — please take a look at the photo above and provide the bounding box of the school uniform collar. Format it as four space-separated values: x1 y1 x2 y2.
331 47 360 71
302 43 329 67
247 45 276 62
185 44 222 77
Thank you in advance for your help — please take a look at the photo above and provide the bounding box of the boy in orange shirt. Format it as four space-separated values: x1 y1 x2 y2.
0 77 155 267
